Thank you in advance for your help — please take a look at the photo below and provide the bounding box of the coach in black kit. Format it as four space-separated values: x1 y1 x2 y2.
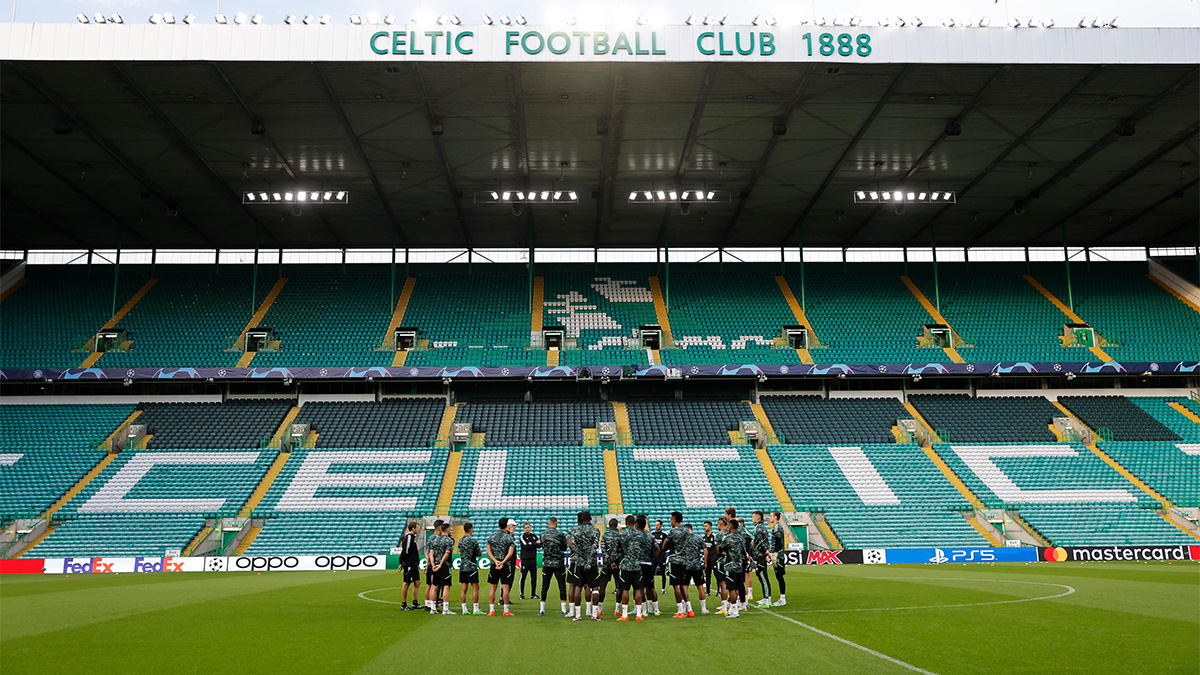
519 522 541 599
398 520 421 610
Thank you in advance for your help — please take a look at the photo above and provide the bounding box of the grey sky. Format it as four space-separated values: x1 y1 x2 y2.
8 0 1200 27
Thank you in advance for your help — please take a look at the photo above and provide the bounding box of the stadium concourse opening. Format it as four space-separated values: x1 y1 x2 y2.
1 13 1198 675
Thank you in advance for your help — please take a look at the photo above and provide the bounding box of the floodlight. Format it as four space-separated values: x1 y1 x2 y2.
349 14 362 25
814 16 827 26
319 14 331 24
110 13 123 23
284 14 297 25
685 15 697 25
630 191 639 200
93 13 106 23
76 13 89 23
515 14 527 25
302 14 314 25
705 191 714 200
384 14 397 25
250 14 262 24
149 13 162 24
215 13 228 24
162 13 175 24
182 13 194 24
234 13 247 24
833 16 845 26
943 18 956 27
669 191 677 200
849 16 861 26
499 14 511 25
636 15 648 25
978 17 991 27
483 15 494 25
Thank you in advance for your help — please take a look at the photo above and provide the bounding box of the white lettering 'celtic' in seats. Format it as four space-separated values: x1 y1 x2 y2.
950 445 1136 503
632 448 740 507
828 446 901 505
732 336 774 350
79 451 260 513
275 450 431 511
545 291 622 339
1177 443 1200 456
0 453 23 467
677 336 727 350
469 449 589 509
590 278 653 303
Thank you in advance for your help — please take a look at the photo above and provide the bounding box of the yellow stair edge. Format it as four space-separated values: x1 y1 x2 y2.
967 516 1002 547
1162 513 1200 540
602 449 623 513
773 275 816 364
381 277 418 348
747 402 780 444
391 350 408 367
1147 274 1200 316
435 451 463 516
547 348 560 367
899 275 965 363
104 410 143 448
1023 274 1113 362
646 276 674 345
611 402 633 445
729 430 747 445
754 447 796 512
1049 402 1172 509
234 526 262 555
1048 423 1065 443
270 406 302 447
79 277 160 368
922 446 985 510
13 523 59 559
183 525 213 557
531 276 545 333
1168 401 1200 424
582 428 598 446
902 401 941 442
435 404 458 448
16 452 120 558
238 451 292 518
1011 512 1051 547
235 277 289 367
469 432 485 447
815 518 842 550
648 349 660 366
0 277 27 302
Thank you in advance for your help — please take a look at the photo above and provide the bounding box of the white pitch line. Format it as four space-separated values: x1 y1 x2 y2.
759 607 939 675
359 587 406 605
789 578 1076 613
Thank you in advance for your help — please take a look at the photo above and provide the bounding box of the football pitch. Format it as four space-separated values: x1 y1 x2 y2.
2 562 1196 674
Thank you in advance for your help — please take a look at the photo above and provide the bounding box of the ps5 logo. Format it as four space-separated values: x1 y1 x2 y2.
929 548 997 564
929 549 949 563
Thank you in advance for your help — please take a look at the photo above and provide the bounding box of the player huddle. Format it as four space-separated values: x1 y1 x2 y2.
396 507 788 620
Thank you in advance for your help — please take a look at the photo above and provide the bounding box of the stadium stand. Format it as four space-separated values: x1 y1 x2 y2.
1058 396 1182 441
31 446 277 557
0 266 147 369
910 395 1060 443
1034 263 1200 362
614 445 780 526
452 399 609 446
906 263 1076 362
402 267 540 367
625 398 753 445
1156 255 1199 286
250 266 395 368
448 445 607 533
301 399 445 448
769 444 987 548
246 448 450 555
662 264 803 365
1099 442 1200 507
540 263 657 365
760 396 907 444
790 263 946 364
1008 503 1194 546
137 400 293 449
95 267 255 368
0 403 136 517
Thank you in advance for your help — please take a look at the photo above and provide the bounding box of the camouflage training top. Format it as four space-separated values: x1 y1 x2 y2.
487 530 516 567
771 522 786 553
619 529 655 572
600 529 623 569
682 531 706 571
540 527 568 569
664 525 691 566
568 522 601 568
720 530 750 573
752 521 771 556
430 534 453 567
458 534 482 573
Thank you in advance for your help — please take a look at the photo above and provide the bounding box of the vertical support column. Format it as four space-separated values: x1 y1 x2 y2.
798 226 806 312
663 227 670 311
527 221 534 315
251 224 260 316
1062 222 1074 311
151 249 157 278
931 221 941 312
111 232 122 317
390 229 397 313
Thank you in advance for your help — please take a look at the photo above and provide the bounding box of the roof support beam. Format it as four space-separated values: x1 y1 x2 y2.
7 64 215 248
511 64 536 246
968 68 1197 245
656 64 718 247
114 64 285 248
780 65 911 247
410 64 471 247
1030 124 1199 243
718 63 815 247
1 130 147 247
0 185 87 248
905 65 1105 245
844 65 1009 245
1097 177 1199 242
211 64 342 247
594 65 620 248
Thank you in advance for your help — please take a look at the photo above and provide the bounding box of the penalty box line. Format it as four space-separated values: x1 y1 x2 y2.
759 608 939 675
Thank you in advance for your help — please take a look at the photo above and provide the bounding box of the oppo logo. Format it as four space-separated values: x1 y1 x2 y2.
235 556 299 571
316 555 378 570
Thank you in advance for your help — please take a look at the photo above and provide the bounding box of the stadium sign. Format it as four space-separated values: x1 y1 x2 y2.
1 24 1196 64
1039 545 1200 563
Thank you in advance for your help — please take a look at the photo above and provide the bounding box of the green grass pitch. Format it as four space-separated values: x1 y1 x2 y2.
3 562 1197 674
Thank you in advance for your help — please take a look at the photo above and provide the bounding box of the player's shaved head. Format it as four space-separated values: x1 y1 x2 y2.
625 515 636 527
635 514 647 530
609 518 618 528
728 519 740 531
463 522 473 533
549 516 558 526
671 511 682 525
498 517 508 529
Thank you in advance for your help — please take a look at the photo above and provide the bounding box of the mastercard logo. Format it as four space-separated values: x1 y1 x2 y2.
1043 547 1068 562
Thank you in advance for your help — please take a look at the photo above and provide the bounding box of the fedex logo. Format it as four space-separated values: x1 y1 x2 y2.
63 557 113 573
133 557 183 573
806 550 843 565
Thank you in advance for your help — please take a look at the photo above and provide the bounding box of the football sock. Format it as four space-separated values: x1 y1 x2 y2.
461 604 468 614
561 601 568 613
621 604 629 618
503 604 510 613
473 603 480 612
489 604 495 612
574 606 581 619
585 601 592 616
635 605 643 618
